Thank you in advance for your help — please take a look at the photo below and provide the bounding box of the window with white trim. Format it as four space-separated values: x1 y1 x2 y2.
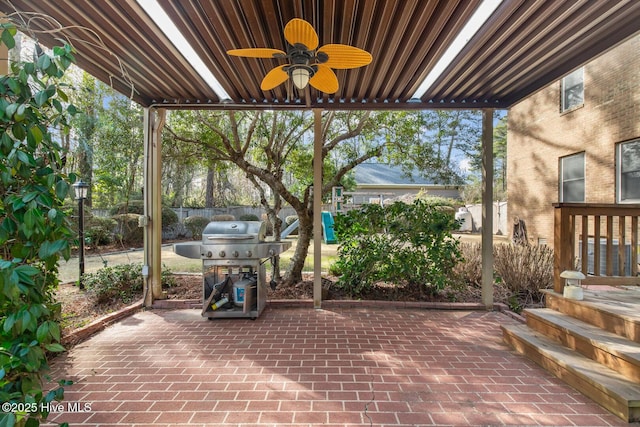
560 152 585 202
617 140 640 203
561 68 584 112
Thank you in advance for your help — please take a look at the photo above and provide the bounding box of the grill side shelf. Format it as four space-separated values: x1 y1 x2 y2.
173 242 202 259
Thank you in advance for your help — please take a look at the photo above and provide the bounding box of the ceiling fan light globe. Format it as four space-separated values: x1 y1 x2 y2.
292 68 310 89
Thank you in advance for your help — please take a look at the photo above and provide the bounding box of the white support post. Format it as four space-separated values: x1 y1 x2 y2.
481 109 494 309
313 109 322 309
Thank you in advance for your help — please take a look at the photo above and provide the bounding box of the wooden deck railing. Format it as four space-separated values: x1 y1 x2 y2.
553 203 640 292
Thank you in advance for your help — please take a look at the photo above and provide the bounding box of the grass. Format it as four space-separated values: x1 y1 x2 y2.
59 233 495 282
58 236 339 282
279 236 339 273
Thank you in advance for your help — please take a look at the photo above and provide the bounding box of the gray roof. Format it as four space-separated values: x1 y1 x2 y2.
354 164 436 186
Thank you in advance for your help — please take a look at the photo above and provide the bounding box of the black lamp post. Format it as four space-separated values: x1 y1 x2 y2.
73 180 89 289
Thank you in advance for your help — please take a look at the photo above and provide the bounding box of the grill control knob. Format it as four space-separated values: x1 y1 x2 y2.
206 251 212 258
218 250 226 257
246 250 252 258
232 250 239 258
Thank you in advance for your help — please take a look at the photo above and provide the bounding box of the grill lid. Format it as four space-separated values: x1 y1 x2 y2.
202 221 266 243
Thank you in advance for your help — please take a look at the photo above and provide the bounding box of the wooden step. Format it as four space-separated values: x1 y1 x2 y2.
525 308 640 383
502 323 640 422
543 289 640 343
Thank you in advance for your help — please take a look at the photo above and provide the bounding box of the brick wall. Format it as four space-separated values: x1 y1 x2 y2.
507 35 640 244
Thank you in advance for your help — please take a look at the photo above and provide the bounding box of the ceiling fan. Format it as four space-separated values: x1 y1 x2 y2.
227 18 372 94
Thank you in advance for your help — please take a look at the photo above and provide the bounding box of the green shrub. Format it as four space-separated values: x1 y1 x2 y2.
112 213 143 245
239 213 260 221
83 263 175 304
212 214 234 221
334 199 461 297
109 201 178 229
86 216 117 246
162 207 179 229
183 215 210 239
0 28 77 426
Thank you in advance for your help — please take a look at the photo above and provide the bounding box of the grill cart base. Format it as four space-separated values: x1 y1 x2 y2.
201 260 266 320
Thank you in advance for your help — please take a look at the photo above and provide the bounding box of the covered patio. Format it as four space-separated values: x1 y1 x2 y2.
44 306 631 426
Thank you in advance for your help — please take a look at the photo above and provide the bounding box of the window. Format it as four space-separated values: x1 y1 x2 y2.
560 152 585 202
618 140 640 203
561 67 584 112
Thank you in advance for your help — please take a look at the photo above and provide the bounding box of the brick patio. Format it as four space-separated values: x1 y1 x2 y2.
43 307 630 426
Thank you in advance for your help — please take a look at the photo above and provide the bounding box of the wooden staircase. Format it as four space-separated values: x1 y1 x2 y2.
502 286 640 422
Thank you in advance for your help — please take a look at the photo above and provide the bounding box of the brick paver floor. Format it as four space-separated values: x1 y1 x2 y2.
43 307 630 426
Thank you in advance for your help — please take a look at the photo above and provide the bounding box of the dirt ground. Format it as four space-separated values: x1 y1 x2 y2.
56 270 502 337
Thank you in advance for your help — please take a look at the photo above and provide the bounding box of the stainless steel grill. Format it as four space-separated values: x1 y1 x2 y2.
174 220 291 319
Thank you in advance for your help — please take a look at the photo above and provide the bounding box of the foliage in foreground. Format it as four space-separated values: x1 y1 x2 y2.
83 263 176 305
333 200 462 297
0 25 77 427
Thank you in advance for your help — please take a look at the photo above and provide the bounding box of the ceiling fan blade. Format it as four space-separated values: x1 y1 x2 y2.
284 18 319 50
261 65 289 90
318 44 372 69
309 65 339 94
227 48 286 58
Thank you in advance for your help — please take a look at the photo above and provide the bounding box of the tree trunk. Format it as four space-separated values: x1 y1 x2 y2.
283 209 313 285
205 166 215 208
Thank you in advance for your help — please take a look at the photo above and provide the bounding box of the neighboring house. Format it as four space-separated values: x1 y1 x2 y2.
348 163 461 206
507 34 640 245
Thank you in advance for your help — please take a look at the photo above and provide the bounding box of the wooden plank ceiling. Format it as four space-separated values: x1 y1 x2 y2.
1 0 639 110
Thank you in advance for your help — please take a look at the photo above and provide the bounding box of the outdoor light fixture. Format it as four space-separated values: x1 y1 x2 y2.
73 180 89 289
73 179 89 200
291 67 311 90
560 270 586 300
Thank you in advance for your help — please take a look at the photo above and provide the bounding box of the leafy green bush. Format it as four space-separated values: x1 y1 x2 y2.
239 213 260 221
334 200 461 297
183 215 210 239
0 26 77 426
112 213 142 245
86 216 117 246
83 263 176 304
109 201 178 229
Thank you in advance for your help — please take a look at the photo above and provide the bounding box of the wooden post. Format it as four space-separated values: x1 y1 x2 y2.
481 109 494 309
553 204 574 293
313 109 322 309
143 108 166 306
0 38 8 75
